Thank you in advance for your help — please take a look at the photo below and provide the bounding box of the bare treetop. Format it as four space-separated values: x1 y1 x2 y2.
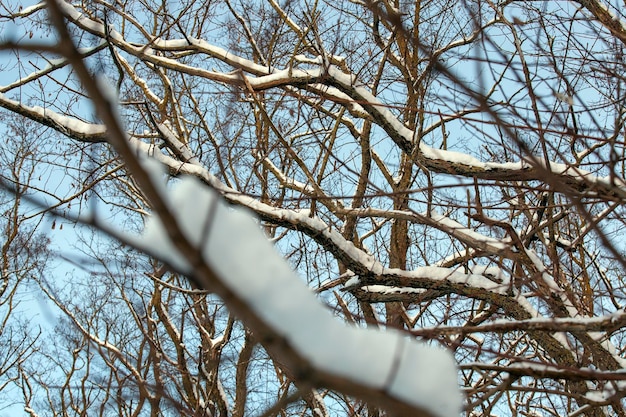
1 0 626 416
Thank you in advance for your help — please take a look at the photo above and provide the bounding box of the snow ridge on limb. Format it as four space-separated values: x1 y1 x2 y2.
0 93 107 142
0 93 519 298
39 1 626 202
573 0 626 45
8 1 614 404
134 146 622 397
140 168 462 417
3 93 614 357
37 2 463 406
321 66 626 201
3 91 623 372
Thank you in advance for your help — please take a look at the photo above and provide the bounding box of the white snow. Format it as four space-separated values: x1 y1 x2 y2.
294 54 324 64
140 160 191 273
343 275 360 288
361 285 426 295
470 265 508 283
524 248 580 318
57 1 107 34
0 93 107 137
429 211 511 252
16 2 46 16
260 156 316 194
422 146 485 167
388 338 462 417
138 170 461 417
585 389 609 403
327 66 416 141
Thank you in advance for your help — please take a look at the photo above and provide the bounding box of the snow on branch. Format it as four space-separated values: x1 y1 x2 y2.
0 92 551 305
40 1 626 203
0 92 107 142
322 67 626 202
137 166 462 417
